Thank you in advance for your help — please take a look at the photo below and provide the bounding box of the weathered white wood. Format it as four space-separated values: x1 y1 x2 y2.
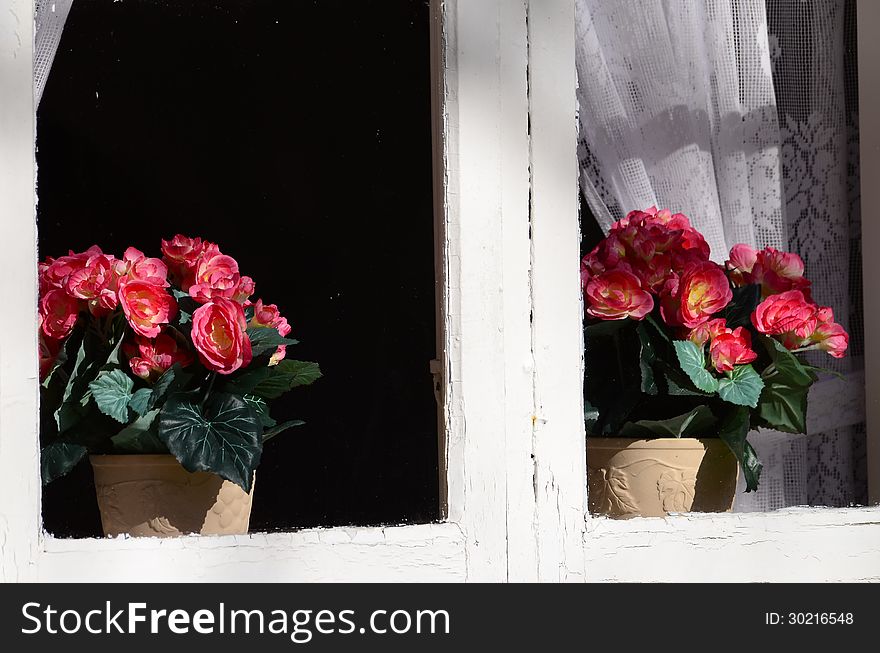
857 0 880 505
585 506 880 582
525 0 587 582
442 0 533 581
498 0 540 582
0 0 40 583
3 0 878 585
38 524 466 582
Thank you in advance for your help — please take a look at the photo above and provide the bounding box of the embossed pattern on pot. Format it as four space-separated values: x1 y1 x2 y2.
586 438 737 518
90 455 254 537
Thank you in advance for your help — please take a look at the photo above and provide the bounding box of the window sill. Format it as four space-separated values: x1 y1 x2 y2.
584 505 880 582
36 522 466 582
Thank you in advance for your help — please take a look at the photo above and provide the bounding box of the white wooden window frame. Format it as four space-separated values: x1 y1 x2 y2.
1 0 879 583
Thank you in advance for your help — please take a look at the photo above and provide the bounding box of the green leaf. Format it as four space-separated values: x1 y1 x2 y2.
250 360 322 400
150 363 193 410
158 391 262 491
758 379 810 434
583 318 635 339
717 364 764 408
41 441 88 485
111 409 167 453
600 389 643 435
89 369 134 423
644 313 671 343
673 340 719 393
717 407 763 492
261 420 305 443
802 365 845 382
55 331 100 433
246 327 299 357
584 399 601 435
128 388 153 417
244 394 276 428
636 323 658 396
722 284 761 329
760 335 816 387
619 405 717 438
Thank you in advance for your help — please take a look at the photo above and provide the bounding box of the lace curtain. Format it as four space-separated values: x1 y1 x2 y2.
576 0 866 509
35 0 74 105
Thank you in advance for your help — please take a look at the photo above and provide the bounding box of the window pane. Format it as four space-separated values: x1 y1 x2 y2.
37 0 439 535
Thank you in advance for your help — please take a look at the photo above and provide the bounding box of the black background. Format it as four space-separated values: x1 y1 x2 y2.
37 0 439 535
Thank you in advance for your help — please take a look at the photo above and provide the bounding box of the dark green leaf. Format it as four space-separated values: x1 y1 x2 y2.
55 332 105 433
158 391 262 491
722 284 761 329
619 405 717 438
89 369 134 423
111 409 167 453
128 388 153 416
150 363 193 410
644 313 671 343
674 340 719 393
250 360 322 400
600 389 643 435
802 365 845 381
717 364 764 408
41 441 88 485
246 327 299 357
636 323 658 396
758 378 810 433
262 420 305 443
583 318 634 339
717 407 763 492
244 394 276 428
760 335 815 387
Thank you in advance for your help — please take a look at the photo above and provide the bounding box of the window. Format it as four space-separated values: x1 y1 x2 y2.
2 0 879 583
576 0 870 512
36 0 440 536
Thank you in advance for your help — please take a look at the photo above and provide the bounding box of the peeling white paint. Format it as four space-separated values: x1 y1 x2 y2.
1 0 878 584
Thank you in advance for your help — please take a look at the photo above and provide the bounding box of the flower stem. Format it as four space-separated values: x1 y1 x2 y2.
200 372 217 410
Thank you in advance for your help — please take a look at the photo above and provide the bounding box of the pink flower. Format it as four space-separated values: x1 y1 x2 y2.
727 245 811 298
64 252 118 316
116 247 169 287
123 332 194 382
188 243 241 304
661 261 732 328
585 269 654 321
249 298 291 365
39 289 81 340
161 234 204 290
709 327 758 373
687 317 729 348
751 290 818 339
191 298 253 374
118 280 178 338
809 316 849 359
231 276 256 304
41 246 102 292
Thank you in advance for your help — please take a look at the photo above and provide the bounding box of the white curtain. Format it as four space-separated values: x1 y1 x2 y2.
576 0 866 509
35 0 75 105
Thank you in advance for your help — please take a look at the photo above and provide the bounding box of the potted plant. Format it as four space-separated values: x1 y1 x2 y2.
38 235 321 537
582 207 848 518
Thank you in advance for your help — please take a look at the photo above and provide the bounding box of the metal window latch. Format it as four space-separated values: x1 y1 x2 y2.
429 358 443 407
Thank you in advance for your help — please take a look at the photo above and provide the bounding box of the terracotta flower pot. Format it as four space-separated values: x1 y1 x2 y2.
586 437 737 518
90 454 254 537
